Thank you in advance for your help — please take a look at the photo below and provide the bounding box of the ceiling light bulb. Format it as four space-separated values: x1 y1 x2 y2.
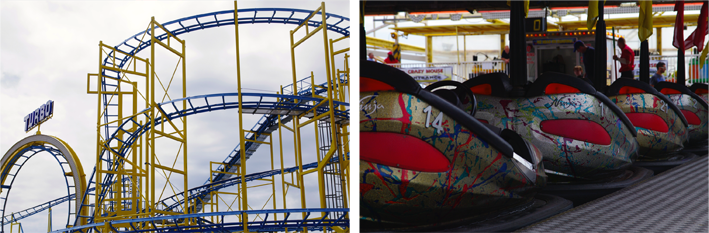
450 14 462 21
410 14 425 23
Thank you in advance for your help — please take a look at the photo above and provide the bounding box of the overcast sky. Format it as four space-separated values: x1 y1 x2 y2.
0 1 350 232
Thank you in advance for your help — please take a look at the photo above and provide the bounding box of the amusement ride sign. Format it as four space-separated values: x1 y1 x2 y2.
24 100 54 132
398 66 454 83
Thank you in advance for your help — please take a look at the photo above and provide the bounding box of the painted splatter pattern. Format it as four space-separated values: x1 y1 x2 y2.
474 94 638 180
360 91 545 227
664 94 707 145
609 93 688 159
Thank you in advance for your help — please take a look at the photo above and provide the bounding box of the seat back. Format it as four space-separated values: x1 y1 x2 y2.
528 72 637 137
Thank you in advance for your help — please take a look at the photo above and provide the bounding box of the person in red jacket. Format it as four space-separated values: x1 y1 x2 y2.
384 51 399 64
613 37 635 79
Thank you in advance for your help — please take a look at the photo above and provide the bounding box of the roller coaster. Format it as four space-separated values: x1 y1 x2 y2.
1 1 349 232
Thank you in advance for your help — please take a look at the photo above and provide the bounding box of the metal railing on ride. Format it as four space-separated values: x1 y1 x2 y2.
390 54 707 84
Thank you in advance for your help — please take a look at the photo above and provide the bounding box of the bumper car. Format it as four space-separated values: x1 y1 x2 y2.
464 72 639 182
686 83 709 152
360 61 546 229
690 83 709 103
606 79 689 160
654 81 708 147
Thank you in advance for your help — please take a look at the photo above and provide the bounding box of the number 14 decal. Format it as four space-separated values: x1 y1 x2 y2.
423 106 444 133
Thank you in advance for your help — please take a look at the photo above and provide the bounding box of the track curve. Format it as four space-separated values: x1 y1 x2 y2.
0 134 88 228
77 92 348 225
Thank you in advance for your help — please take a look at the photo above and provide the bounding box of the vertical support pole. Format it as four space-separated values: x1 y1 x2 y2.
311 72 316 98
143 58 150 219
594 0 608 93
500 34 506 55
509 1 527 97
47 207 52 232
463 35 467 62
182 37 188 216
640 41 650 83
277 94 287 222
426 36 433 64
678 44 686 84
289 12 306 220
149 17 157 219
233 1 249 231
657 28 663 55
455 26 460 65
131 82 138 215
320 0 334 214
117 62 124 214
360 1 367 59
95 42 104 222
269 134 277 221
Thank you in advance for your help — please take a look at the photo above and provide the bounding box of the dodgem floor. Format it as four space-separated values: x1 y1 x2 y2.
519 155 708 232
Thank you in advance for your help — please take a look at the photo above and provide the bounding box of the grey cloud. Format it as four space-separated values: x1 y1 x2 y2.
1 72 21 88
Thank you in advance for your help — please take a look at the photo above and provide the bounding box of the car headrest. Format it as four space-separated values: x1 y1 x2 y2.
654 81 708 109
462 72 513 97
361 61 422 94
608 78 688 128
526 72 597 97
526 72 637 137
690 83 708 95
360 60 515 158
426 80 477 116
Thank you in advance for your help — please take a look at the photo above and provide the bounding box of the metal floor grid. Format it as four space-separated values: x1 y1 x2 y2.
520 156 709 232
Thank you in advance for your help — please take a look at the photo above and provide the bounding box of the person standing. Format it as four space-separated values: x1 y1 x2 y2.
501 45 510 63
650 62 666 86
367 52 377 62
574 40 595 80
574 65 593 85
574 65 584 78
384 51 399 64
613 37 636 79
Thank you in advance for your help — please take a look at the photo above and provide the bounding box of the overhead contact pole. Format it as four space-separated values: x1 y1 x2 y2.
360 1 366 59
509 1 527 97
594 0 608 93
233 1 249 232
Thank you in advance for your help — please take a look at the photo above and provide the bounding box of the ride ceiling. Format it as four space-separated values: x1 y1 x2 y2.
363 0 705 16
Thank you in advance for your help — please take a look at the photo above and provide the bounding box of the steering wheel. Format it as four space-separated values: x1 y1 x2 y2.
425 80 477 116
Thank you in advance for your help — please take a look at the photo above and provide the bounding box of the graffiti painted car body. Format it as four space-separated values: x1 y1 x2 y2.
466 73 638 181
654 82 708 145
607 79 689 160
360 61 545 228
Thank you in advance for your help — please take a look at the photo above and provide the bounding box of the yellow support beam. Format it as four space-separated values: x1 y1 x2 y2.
389 14 701 36
657 27 662 55
233 2 249 231
366 36 425 53
426 35 433 63
556 14 701 30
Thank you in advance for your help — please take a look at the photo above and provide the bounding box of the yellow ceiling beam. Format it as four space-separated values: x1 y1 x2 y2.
365 36 425 53
557 14 700 30
387 14 701 36
392 23 511 36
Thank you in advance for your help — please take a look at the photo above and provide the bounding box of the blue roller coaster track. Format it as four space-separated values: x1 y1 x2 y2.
6 155 342 227
1 75 347 228
55 208 348 233
0 6 350 232
76 92 349 226
1 145 77 227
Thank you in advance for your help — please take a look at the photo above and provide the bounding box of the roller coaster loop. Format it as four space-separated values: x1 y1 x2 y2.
0 135 87 229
